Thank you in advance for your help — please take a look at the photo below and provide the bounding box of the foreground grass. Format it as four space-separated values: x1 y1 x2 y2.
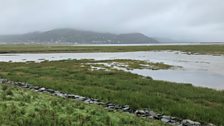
0 84 164 126
0 44 224 55
0 60 224 125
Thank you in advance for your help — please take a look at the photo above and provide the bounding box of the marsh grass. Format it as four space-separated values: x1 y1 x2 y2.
0 44 224 55
0 84 165 126
0 60 224 125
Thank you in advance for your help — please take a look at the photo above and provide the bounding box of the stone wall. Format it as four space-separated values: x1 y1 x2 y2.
0 78 215 126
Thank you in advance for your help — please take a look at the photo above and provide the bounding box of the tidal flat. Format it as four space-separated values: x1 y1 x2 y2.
0 44 224 125
0 50 223 89
0 59 224 125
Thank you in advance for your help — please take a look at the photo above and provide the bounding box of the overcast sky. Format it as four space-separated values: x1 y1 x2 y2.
0 0 223 42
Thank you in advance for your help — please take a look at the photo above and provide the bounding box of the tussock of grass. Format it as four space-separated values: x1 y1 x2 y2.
0 84 165 126
0 60 224 125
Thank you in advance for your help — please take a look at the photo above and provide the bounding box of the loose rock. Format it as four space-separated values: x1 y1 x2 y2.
181 119 201 126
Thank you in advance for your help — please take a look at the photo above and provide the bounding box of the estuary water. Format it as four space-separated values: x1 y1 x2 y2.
0 51 224 89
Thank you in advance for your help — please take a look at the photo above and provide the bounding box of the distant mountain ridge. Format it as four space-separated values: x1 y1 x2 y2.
0 28 159 44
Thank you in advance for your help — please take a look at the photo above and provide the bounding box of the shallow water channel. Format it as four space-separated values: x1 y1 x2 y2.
0 51 224 90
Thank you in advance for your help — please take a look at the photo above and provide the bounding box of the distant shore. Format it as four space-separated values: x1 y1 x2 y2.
0 44 224 55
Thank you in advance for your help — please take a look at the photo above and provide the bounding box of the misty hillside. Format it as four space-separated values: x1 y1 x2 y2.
0 29 158 44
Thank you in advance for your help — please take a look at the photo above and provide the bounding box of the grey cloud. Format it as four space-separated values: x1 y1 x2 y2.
0 0 224 42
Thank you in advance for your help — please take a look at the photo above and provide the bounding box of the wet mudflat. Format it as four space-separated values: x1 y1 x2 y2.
0 51 223 89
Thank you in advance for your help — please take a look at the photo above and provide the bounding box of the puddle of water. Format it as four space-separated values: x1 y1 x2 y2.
132 69 224 90
0 51 223 89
